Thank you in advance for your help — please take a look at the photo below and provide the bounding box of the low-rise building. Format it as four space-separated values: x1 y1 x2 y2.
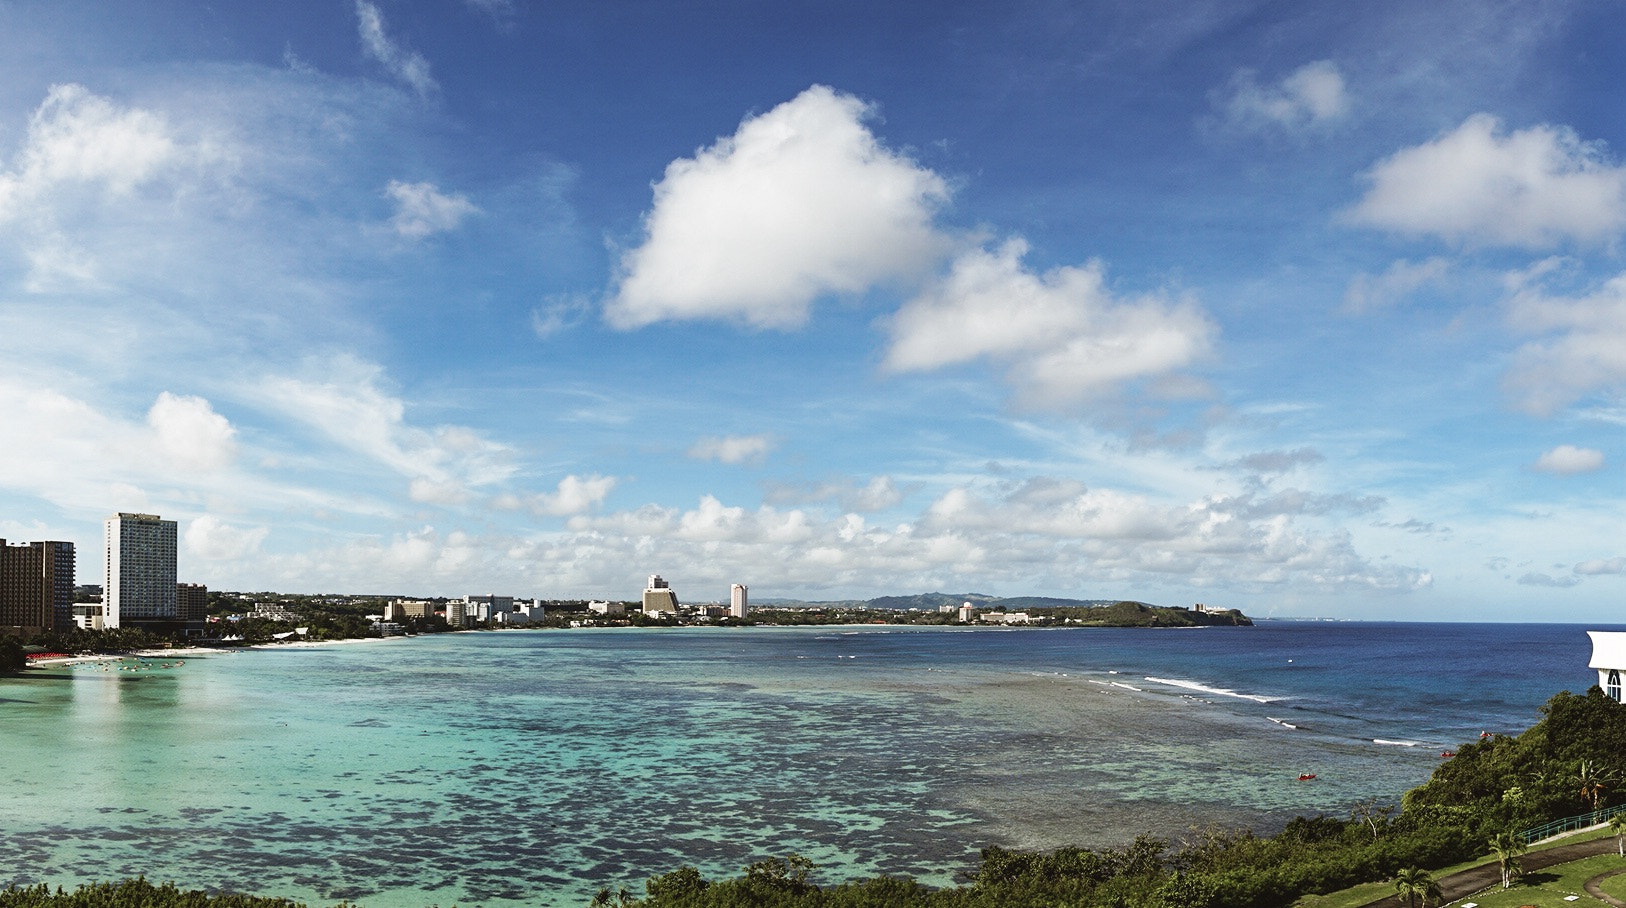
385 599 436 621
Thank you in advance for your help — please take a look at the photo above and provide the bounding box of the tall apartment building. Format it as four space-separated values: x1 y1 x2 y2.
0 539 75 635
642 574 679 615
729 583 748 619
104 513 177 629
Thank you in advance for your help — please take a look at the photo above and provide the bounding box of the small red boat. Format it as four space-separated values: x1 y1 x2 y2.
1297 773 1316 781
1440 751 1455 759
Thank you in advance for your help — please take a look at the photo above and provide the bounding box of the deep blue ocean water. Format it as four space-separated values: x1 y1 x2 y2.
0 621 1612 907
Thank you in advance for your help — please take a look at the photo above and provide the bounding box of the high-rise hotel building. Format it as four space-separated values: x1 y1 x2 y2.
104 512 177 628
729 583 748 619
642 574 679 615
0 539 75 635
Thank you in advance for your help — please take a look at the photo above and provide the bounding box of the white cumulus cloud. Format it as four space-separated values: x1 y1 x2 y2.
1533 445 1605 475
1348 114 1626 248
386 180 478 238
885 238 1215 407
535 474 617 516
147 392 237 471
606 84 950 330
1576 557 1626 576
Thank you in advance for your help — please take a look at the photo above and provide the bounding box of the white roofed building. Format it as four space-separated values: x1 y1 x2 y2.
1589 631 1626 702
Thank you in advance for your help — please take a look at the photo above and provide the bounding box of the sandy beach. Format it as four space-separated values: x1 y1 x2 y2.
25 633 404 668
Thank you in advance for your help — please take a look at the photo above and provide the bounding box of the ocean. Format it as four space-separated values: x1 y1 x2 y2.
0 621 1609 907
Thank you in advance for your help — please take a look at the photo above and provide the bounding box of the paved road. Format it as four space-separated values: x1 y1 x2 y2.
1353 836 1618 907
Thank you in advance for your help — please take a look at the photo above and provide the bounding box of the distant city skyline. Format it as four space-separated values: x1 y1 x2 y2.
0 2 1623 621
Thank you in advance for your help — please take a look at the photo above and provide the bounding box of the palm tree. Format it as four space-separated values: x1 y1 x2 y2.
1489 831 1526 889
1392 867 1441 908
1578 759 1614 813
1610 812 1626 857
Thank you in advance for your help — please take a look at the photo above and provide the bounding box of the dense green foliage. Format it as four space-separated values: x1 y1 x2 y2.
1404 687 1626 835
0 879 334 908
1032 601 1251 627
0 635 25 673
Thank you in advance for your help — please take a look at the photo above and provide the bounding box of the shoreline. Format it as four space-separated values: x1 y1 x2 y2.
25 633 403 668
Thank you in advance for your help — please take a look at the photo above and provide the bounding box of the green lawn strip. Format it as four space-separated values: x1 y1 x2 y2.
1293 828 1623 908
1599 867 1626 901
1446 852 1623 906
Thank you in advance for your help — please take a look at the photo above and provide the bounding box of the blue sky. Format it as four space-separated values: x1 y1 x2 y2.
1 0 1623 620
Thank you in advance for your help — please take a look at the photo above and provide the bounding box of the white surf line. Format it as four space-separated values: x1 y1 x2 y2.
1267 716 1298 730
1143 676 1283 703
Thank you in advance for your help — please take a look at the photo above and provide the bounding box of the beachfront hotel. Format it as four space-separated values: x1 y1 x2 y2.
104 512 178 629
0 539 75 636
730 583 748 618
643 574 679 615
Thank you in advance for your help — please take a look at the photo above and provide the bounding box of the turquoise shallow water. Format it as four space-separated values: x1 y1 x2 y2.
0 623 1604 906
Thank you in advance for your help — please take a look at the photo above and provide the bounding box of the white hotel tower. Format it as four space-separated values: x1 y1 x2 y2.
104 512 177 628
730 583 748 618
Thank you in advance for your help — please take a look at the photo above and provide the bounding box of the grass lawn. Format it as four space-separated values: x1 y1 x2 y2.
1293 828 1626 908
1442 853 1625 906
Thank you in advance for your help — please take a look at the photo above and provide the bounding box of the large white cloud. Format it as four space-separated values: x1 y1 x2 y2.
1502 265 1626 415
1348 114 1626 248
885 238 1215 407
0 83 176 215
606 84 950 329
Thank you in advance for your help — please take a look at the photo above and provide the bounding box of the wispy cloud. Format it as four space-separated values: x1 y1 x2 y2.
255 356 515 503
531 295 592 338
1343 257 1451 314
1502 264 1626 416
1218 60 1350 133
385 180 478 238
356 0 438 96
688 434 776 465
